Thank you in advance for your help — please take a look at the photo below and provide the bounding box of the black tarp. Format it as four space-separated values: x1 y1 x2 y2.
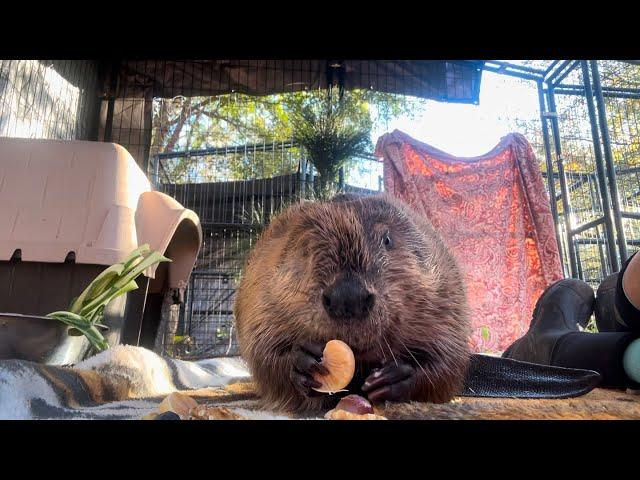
100 60 484 170
114 60 483 104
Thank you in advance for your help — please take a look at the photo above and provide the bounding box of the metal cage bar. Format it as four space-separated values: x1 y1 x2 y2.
590 60 629 263
537 80 566 276
580 60 620 272
546 87 579 277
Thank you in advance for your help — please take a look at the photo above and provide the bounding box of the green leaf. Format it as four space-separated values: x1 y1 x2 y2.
76 251 168 318
481 326 490 341
47 246 172 353
72 244 155 313
112 251 171 291
121 244 151 269
70 263 125 313
79 280 138 318
47 311 109 351
48 310 92 325
87 304 106 325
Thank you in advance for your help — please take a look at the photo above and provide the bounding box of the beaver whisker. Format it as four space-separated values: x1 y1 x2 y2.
400 339 429 378
382 335 398 367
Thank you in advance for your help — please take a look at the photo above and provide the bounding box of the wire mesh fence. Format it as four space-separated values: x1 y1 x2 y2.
150 141 383 357
551 83 611 287
546 61 640 289
144 77 413 357
3 59 640 356
598 61 640 262
0 60 101 141
98 60 640 356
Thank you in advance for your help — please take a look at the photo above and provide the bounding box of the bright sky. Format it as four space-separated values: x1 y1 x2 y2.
348 71 541 189
370 71 540 158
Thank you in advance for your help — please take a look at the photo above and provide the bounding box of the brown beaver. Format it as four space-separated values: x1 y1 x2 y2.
234 193 471 413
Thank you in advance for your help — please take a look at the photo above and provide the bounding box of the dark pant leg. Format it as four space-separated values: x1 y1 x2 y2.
613 251 640 332
595 251 640 333
550 331 639 388
548 254 640 389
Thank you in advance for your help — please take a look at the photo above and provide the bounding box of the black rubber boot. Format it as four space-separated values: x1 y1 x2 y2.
594 273 622 332
502 278 595 364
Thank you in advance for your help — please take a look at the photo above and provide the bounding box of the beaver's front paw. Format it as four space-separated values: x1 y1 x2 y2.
290 341 329 397
361 361 417 403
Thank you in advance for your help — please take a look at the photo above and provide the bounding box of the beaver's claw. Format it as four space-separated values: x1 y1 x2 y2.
290 341 329 397
361 361 416 403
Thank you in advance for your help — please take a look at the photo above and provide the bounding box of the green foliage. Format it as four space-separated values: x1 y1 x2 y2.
291 89 372 196
151 87 423 183
47 245 171 352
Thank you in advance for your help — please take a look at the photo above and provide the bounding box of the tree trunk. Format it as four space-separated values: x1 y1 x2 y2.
154 290 180 356
164 98 192 152
314 168 340 200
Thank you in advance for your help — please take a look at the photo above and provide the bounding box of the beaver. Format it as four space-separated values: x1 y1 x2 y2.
234 193 471 413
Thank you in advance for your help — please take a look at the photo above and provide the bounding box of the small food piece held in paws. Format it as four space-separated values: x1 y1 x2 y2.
157 392 199 419
189 405 247 420
312 340 356 394
325 409 387 420
334 394 374 415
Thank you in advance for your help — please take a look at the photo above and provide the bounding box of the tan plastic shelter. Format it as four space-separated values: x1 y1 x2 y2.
0 137 202 361
0 137 201 287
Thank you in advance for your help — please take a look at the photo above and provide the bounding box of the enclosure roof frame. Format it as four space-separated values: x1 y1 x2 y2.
483 60 640 95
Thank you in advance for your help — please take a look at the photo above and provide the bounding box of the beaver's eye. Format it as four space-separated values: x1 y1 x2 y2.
382 232 393 249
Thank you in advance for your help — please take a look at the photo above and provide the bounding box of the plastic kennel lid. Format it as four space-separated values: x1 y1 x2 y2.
0 137 202 288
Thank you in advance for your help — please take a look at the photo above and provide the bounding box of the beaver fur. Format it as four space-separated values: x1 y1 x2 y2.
234 193 471 412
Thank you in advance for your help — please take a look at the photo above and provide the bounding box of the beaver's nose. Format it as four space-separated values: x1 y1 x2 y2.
322 276 375 320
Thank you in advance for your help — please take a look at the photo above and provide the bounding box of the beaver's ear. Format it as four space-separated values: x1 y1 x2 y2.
330 193 362 203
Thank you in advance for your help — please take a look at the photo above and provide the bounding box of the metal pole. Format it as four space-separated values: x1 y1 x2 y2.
588 173 608 277
299 157 307 199
546 88 579 278
580 60 619 272
575 245 585 281
187 275 195 338
481 65 542 82
554 84 640 95
590 60 628 264
545 60 573 83
103 60 119 143
537 80 566 276
548 88 640 100
152 155 160 189
485 60 548 76
89 60 109 142
549 61 580 89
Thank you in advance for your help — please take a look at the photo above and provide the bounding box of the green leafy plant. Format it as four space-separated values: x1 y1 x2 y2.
47 244 171 352
292 89 372 198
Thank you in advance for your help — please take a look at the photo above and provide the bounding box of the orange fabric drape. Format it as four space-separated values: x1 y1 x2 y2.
375 130 563 353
